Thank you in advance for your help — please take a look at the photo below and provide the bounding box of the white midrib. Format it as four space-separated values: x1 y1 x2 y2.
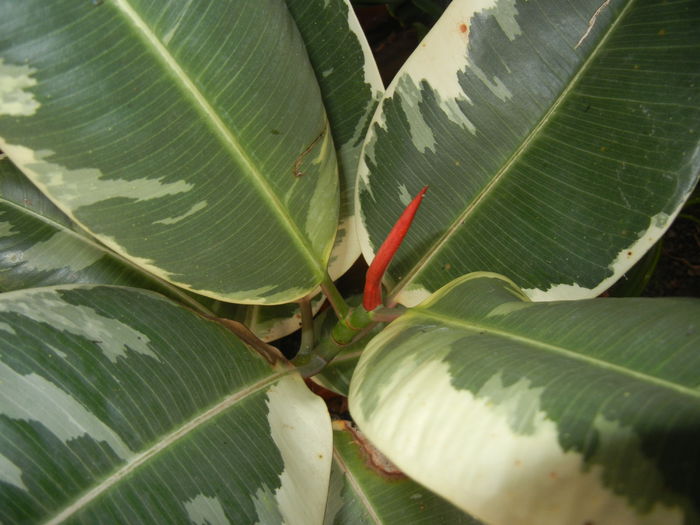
113 0 324 279
45 372 285 524
411 309 700 400
387 0 635 303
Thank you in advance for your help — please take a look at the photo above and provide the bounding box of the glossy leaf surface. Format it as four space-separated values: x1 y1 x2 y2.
0 155 324 342
349 273 700 525
286 0 383 279
357 0 700 306
0 285 332 523
0 155 199 305
0 0 338 304
324 422 480 524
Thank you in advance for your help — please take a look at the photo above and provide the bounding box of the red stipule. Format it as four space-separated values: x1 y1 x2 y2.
363 186 428 311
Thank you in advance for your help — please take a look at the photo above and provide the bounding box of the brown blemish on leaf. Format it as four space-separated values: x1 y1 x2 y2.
575 0 611 49
459 23 468 34
293 124 327 177
340 420 407 480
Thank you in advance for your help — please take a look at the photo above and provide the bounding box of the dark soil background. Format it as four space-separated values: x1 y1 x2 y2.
351 3 700 300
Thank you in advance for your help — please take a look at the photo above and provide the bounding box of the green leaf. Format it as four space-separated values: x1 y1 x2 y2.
349 273 700 524
605 239 663 297
1 154 321 342
286 0 384 280
357 0 700 306
0 153 70 228
226 292 327 343
324 422 481 524
0 1 338 304
0 285 332 523
313 350 364 397
0 155 203 307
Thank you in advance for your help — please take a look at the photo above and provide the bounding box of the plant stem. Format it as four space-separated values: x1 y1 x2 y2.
320 272 350 320
209 316 284 365
368 306 406 323
297 296 315 355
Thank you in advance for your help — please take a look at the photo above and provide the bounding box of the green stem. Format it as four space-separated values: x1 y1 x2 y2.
369 306 406 323
320 272 350 320
298 296 315 356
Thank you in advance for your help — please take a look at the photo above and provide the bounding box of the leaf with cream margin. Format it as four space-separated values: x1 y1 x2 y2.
221 292 327 343
323 421 481 524
349 272 700 525
285 0 384 279
0 154 325 342
0 0 338 305
357 0 700 306
0 155 203 307
0 284 332 524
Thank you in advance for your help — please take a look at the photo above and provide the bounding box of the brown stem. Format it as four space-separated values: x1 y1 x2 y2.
209 316 284 365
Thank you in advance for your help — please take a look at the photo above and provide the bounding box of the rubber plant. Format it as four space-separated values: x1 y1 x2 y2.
1 1 699 524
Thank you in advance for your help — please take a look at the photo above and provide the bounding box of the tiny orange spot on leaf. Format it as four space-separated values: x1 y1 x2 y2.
658 28 666 36
459 23 468 34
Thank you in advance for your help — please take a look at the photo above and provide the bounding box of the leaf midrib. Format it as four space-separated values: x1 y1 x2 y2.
388 0 635 303
330 445 383 525
409 308 700 400
113 0 325 280
45 371 286 524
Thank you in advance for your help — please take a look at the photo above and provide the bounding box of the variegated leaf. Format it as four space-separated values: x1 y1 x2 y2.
0 154 203 309
357 0 700 306
0 154 324 342
349 273 700 525
312 350 364 397
0 0 338 305
324 421 481 524
286 0 384 279
227 292 327 343
0 285 332 523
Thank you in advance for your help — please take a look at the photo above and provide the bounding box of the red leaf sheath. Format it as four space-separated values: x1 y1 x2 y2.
363 186 428 311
